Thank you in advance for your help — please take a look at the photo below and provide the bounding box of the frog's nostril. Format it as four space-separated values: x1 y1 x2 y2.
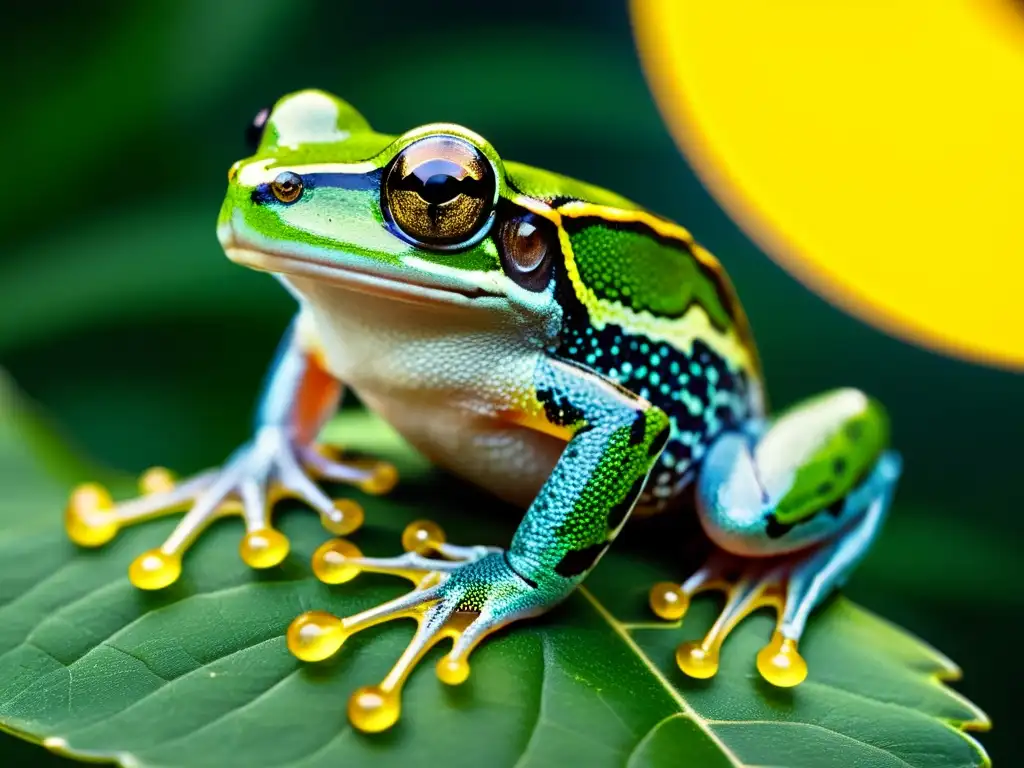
227 162 242 182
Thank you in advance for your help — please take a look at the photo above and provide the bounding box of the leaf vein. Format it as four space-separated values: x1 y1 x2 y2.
510 631 553 768
625 712 691 768
578 588 744 768
134 668 301 757
708 720 916 768
13 635 281 745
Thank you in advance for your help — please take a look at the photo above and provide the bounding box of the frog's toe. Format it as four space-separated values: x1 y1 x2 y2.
65 469 217 550
272 446 367 537
287 584 459 734
289 521 546 732
300 444 398 496
649 554 808 687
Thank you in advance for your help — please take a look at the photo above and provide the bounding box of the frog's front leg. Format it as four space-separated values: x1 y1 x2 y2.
287 358 670 732
649 388 901 686
64 313 397 589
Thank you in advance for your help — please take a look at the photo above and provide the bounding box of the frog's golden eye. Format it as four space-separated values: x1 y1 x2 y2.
246 105 271 153
498 211 556 292
382 135 497 249
270 171 303 204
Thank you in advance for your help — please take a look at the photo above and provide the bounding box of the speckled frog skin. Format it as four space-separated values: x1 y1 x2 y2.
66 90 901 733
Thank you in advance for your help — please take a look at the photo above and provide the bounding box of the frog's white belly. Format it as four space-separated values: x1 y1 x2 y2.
287 276 565 508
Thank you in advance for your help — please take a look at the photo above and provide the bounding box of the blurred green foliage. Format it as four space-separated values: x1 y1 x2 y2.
2 0 1020 762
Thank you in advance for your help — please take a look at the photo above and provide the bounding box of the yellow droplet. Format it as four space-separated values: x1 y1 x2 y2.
322 499 365 536
138 466 175 495
359 462 398 496
348 685 400 733
676 642 719 679
287 610 345 662
311 538 363 584
757 632 808 688
239 528 290 569
649 582 689 620
129 549 182 590
401 519 445 554
436 654 470 685
65 483 118 547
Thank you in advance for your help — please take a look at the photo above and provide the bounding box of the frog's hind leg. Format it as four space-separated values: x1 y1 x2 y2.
649 388 902 686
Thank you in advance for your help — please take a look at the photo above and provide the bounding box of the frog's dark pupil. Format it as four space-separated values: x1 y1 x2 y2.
246 106 271 152
397 158 484 206
421 173 461 204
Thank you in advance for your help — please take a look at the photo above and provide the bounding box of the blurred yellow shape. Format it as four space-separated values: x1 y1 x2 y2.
632 0 1024 370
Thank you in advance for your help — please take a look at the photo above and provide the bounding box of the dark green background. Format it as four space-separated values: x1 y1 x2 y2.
2 0 1019 763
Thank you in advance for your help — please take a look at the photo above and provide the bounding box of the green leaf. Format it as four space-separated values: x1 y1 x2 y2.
0 376 989 767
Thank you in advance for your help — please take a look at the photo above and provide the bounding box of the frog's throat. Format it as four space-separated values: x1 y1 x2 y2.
222 243 502 309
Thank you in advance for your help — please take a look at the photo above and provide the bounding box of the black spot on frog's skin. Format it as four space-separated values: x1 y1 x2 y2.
685 370 710 402
765 514 793 539
826 497 846 517
674 441 693 463
649 425 671 457
629 411 647 445
537 388 584 428
769 489 854 533
555 542 610 578
605 500 631 534
607 475 647 531
845 421 865 441
817 481 834 496
833 457 847 475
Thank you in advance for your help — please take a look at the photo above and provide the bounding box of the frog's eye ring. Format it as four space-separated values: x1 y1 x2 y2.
497 211 556 292
246 106 272 153
382 135 498 250
270 171 303 204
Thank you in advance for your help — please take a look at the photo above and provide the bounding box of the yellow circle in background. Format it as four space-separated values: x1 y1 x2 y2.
632 1 1024 370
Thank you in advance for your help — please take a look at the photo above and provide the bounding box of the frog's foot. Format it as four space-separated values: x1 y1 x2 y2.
649 554 805 686
648 475 895 688
64 427 398 590
287 521 554 733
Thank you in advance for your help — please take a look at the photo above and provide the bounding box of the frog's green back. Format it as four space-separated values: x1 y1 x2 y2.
505 161 643 211
505 161 752 353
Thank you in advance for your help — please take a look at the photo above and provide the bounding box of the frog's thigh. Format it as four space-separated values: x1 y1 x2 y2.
696 388 891 557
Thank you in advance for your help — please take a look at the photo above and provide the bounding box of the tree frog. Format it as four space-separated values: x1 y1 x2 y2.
65 90 901 733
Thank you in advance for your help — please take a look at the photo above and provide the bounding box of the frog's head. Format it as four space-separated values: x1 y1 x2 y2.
218 89 607 322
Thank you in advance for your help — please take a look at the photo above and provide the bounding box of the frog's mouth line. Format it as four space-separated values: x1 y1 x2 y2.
223 245 502 308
